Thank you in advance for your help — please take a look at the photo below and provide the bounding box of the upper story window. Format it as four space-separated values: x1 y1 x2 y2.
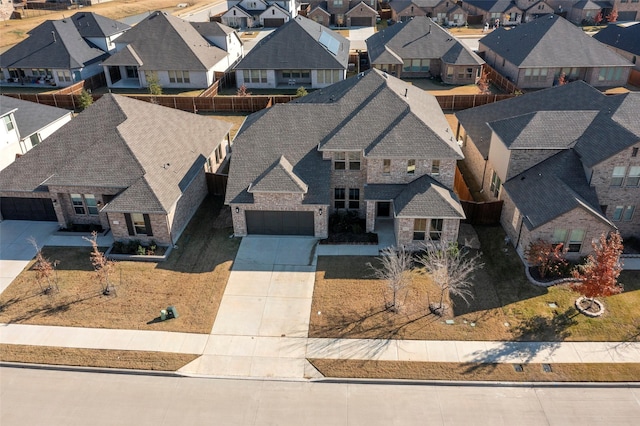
431 160 440 175
490 170 501 197
632 147 638 157
334 0 343 6
611 166 626 186
334 152 360 170
627 166 640 186
2 115 15 132
613 205 635 222
611 166 640 187
407 159 416 175
383 159 391 175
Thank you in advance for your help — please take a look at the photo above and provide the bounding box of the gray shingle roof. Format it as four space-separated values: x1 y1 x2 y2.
0 94 232 214
102 11 227 71
502 150 611 230
455 80 606 158
0 18 109 69
389 1 416 13
70 12 130 38
364 184 405 200
366 17 483 67
249 156 309 194
465 0 520 12
0 96 72 140
593 22 640 57
479 15 632 68
488 110 599 149
234 15 349 70
225 69 461 208
393 175 465 218
573 0 611 10
191 21 236 37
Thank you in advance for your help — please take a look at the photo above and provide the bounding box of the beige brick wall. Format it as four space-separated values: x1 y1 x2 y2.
108 212 171 245
166 169 208 244
366 158 455 188
590 145 640 238
459 135 489 194
502 189 615 259
330 152 367 217
47 185 123 230
395 217 460 250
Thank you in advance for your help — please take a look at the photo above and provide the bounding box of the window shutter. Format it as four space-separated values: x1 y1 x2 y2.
124 213 134 236
143 214 153 237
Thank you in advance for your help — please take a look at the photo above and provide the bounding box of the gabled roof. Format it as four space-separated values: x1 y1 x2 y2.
0 94 232 214
249 156 308 194
480 15 633 68
464 0 521 12
389 1 419 13
309 3 331 16
70 12 130 38
0 96 72 139
502 150 612 230
572 0 611 10
234 15 349 70
346 1 377 16
366 17 484 67
0 18 109 69
226 69 461 206
593 22 640 57
393 175 466 218
488 110 599 149
102 11 227 71
102 44 143 66
191 20 237 38
455 81 606 158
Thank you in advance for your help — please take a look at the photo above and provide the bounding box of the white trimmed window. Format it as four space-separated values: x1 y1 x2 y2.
490 170 501 197
611 166 627 186
524 68 548 82
317 70 341 84
168 70 190 83
568 229 585 253
626 166 640 186
71 194 98 215
243 69 267 83
613 205 635 222
56 70 72 82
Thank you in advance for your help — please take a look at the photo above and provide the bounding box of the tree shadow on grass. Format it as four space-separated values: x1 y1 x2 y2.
3 291 103 324
463 307 579 375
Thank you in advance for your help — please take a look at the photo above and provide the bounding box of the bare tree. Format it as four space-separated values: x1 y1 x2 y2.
28 237 59 294
83 231 116 296
416 240 483 316
368 245 412 313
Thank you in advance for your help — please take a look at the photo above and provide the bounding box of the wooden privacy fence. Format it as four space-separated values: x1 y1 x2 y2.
206 173 228 196
629 69 640 87
481 63 522 95
460 200 503 225
435 93 516 110
453 167 474 202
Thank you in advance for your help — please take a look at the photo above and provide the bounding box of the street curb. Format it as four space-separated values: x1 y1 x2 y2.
0 361 181 378
311 377 640 388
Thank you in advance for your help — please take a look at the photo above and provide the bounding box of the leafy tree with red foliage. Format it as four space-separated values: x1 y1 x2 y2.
571 232 623 311
557 72 567 86
594 11 603 25
607 8 618 23
525 239 568 279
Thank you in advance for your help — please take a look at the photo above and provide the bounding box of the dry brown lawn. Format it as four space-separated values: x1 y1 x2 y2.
0 344 197 371
309 359 640 382
0 196 239 334
1 0 215 47
202 112 248 141
309 226 640 342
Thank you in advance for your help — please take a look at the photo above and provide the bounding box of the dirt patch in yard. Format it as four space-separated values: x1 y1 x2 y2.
0 344 197 371
0 196 240 334
310 359 640 382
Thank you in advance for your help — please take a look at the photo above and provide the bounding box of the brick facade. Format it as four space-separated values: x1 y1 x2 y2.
108 212 171 245
166 169 209 244
395 217 460 250
501 189 615 259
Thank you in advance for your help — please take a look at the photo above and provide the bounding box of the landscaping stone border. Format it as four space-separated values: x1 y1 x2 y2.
105 245 172 262
575 296 605 317
525 265 580 288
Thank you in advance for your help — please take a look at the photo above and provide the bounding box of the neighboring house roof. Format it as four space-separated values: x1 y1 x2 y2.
309 3 331 16
502 150 612 230
0 18 109 69
487 110 599 149
455 81 606 158
366 17 484 66
393 175 466 218
572 0 611 10
102 11 227 71
225 69 461 206
346 2 377 16
234 15 349 70
0 95 72 140
480 15 632 68
70 11 130 38
0 94 232 214
464 0 520 12
191 20 237 38
593 22 640 57
389 1 418 13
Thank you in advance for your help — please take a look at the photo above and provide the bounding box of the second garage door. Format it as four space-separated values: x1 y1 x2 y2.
246 211 314 236
0 197 57 221
350 17 372 27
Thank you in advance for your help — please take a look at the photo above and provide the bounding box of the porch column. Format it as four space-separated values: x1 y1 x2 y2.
366 201 375 232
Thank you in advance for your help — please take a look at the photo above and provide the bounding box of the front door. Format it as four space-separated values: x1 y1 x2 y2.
376 202 391 217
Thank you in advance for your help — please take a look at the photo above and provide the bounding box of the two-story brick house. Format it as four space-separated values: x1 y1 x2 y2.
307 0 378 27
226 69 465 248
455 81 640 257
221 0 298 28
0 94 233 245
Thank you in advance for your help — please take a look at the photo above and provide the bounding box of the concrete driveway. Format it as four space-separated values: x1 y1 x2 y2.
179 236 322 379
0 221 59 293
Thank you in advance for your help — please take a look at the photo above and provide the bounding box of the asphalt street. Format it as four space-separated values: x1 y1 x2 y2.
1 366 639 425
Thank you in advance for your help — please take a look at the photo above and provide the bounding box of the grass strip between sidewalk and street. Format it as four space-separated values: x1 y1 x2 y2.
309 359 640 382
0 344 198 372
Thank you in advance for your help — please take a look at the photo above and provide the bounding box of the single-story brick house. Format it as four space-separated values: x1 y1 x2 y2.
0 94 232 245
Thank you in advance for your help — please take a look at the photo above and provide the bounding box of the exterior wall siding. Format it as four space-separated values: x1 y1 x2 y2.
507 148 563 180
109 212 171 244
365 157 455 188
395 217 460 250
166 168 209 245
